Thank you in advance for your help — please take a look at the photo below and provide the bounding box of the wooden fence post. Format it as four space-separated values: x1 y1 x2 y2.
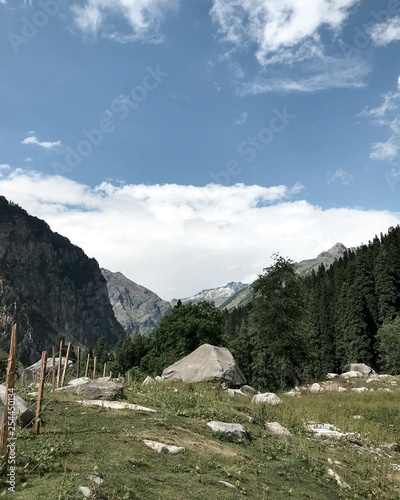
103 363 106 378
60 342 71 387
85 354 90 378
0 324 17 456
51 346 56 399
93 356 97 378
34 351 47 436
56 340 63 388
77 347 81 379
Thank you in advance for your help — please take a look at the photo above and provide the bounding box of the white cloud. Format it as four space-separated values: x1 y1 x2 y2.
362 77 400 163
211 0 359 66
233 112 248 125
327 169 353 185
71 0 179 42
368 17 400 46
210 0 367 92
0 168 398 300
21 131 62 150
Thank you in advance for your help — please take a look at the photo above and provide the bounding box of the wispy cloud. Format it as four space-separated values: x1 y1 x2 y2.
361 77 400 162
71 0 179 42
327 169 353 185
0 168 398 299
368 16 400 46
210 0 367 93
233 112 247 126
21 131 62 150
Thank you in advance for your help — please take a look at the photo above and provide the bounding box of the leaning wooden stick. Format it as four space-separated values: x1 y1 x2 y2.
34 350 47 436
60 342 71 387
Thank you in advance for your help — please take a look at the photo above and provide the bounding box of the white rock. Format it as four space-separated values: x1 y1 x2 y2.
252 393 282 405
338 387 347 392
143 439 185 454
307 423 358 440
327 468 351 489
79 486 92 498
89 475 104 486
285 388 301 397
352 387 368 393
310 383 322 393
227 388 245 398
327 373 339 379
353 415 363 420
218 481 237 489
142 376 155 385
207 421 249 443
155 376 162 382
265 422 292 440
343 363 375 376
77 400 156 412
68 377 91 386
341 371 363 379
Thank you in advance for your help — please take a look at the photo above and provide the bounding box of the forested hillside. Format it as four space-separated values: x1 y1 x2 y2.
105 226 400 392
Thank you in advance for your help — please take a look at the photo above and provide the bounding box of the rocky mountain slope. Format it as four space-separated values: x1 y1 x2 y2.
101 269 172 336
171 282 247 308
0 197 124 365
220 243 349 311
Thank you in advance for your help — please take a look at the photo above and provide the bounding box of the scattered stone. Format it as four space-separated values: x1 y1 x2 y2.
252 393 282 405
353 415 363 420
307 423 359 441
89 475 104 486
161 344 246 385
338 387 347 392
352 387 368 393
310 383 322 393
327 373 339 379
227 388 245 398
143 439 185 454
207 421 249 444
142 376 155 385
77 400 156 412
218 480 237 489
155 376 162 382
57 378 123 400
341 371 364 379
265 422 293 440
0 385 35 428
79 486 92 498
328 458 342 466
21 357 73 386
343 363 375 376
240 385 257 395
285 388 301 397
327 468 351 489
392 464 400 471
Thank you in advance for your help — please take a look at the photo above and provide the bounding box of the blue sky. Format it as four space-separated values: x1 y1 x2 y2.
1 0 400 299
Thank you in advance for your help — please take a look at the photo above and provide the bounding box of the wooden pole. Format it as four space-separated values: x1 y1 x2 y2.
77 347 81 379
93 356 97 378
103 363 106 378
33 351 47 436
85 354 90 378
127 371 131 385
56 340 63 388
109 371 112 379
51 346 56 399
60 342 71 387
0 324 17 454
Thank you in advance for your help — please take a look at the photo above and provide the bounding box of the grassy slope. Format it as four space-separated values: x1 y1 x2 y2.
2 376 400 499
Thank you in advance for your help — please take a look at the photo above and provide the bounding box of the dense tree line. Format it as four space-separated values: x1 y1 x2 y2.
99 226 400 391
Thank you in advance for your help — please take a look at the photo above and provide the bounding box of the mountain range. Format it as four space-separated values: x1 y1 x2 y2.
0 196 123 365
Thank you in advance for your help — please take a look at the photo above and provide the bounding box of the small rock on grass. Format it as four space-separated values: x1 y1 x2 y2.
218 480 237 489
79 486 92 498
143 439 185 454
265 422 293 440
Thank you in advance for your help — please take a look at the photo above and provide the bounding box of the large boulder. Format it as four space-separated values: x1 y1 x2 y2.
161 344 246 386
343 363 375 376
21 357 73 386
56 377 123 400
0 385 35 427
252 393 282 405
207 421 249 444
